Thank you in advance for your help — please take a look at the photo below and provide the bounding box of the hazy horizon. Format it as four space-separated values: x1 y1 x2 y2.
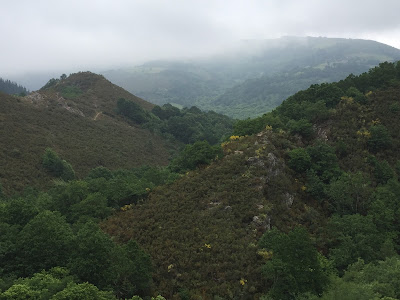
2 0 400 87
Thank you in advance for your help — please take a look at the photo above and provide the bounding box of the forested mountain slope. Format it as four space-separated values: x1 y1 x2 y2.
0 78 28 95
0 72 234 195
103 37 400 118
102 61 400 299
2 63 400 299
0 73 171 194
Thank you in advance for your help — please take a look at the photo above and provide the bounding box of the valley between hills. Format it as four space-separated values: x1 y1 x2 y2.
1 39 400 299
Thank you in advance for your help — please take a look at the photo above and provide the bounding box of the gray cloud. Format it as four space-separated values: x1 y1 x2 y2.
1 0 400 76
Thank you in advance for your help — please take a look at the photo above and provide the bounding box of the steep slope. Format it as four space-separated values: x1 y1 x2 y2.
103 130 309 299
102 62 400 298
39 71 154 118
0 73 171 194
103 37 400 118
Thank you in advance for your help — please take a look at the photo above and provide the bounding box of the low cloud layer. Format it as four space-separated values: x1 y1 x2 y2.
1 0 400 76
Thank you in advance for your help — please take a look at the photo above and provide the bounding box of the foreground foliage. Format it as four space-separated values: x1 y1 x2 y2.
0 166 179 299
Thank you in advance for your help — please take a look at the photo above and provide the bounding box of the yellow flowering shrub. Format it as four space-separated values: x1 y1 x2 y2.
371 118 380 126
257 249 273 260
167 264 174 272
121 204 134 211
356 129 371 138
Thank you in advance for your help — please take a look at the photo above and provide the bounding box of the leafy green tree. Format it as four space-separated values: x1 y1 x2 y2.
68 222 116 289
287 118 314 139
0 222 19 277
42 148 75 181
1 268 71 299
0 267 115 300
307 257 400 300
306 169 327 200
116 98 149 124
163 116 196 144
51 282 115 300
326 172 371 215
86 166 114 180
15 211 73 276
367 125 392 153
0 283 41 299
346 87 367 104
259 227 329 299
369 180 400 234
152 104 181 120
68 193 112 223
288 148 312 173
112 240 153 298
302 100 330 122
307 142 342 183
42 148 65 176
343 257 400 299
233 117 266 136
301 276 379 300
170 141 223 173
0 197 39 226
368 157 394 185
315 84 343 108
49 181 89 216
326 214 385 271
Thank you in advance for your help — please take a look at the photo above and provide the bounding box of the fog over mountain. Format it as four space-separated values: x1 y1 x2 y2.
1 0 400 87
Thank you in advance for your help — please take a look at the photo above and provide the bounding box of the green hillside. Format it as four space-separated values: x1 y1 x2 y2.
0 72 170 194
102 61 400 298
2 62 400 299
0 72 233 195
103 37 400 118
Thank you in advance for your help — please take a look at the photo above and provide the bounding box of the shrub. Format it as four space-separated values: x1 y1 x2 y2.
42 148 75 181
367 124 392 152
288 148 312 173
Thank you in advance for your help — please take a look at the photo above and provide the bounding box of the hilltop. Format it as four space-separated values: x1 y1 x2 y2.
102 61 400 298
39 71 154 117
0 72 234 195
0 72 170 194
102 37 400 118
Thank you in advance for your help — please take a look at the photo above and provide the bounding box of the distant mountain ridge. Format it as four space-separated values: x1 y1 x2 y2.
0 77 28 95
102 37 400 118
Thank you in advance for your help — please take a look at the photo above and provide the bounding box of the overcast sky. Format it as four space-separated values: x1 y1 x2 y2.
1 0 400 77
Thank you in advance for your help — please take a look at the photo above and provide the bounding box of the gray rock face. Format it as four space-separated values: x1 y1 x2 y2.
283 192 294 207
252 214 271 230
